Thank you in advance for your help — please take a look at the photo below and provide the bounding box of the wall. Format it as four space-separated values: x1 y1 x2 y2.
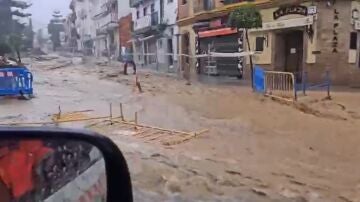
247 1 360 85
248 31 273 65
74 0 93 49
164 0 179 65
164 0 178 25
179 24 197 77
119 14 133 50
131 0 160 23
308 0 360 86
248 2 316 66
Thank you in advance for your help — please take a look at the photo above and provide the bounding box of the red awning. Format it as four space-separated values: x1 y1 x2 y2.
198 28 237 38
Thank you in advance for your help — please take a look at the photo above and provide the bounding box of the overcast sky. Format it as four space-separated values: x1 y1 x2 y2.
28 0 71 30
27 0 131 31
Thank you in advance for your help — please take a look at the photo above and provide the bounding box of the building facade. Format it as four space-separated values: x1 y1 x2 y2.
69 0 131 58
118 14 133 60
178 0 360 86
92 0 119 58
130 0 179 72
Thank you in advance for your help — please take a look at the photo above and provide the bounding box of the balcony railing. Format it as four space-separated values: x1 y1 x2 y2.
97 11 118 28
134 15 151 30
133 12 159 31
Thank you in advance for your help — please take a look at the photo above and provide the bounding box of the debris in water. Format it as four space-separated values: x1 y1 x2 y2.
225 170 242 176
251 187 268 196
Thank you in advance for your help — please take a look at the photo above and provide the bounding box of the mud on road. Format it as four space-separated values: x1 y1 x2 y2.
1 57 360 202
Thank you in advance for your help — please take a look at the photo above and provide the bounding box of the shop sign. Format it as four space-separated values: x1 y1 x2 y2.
261 16 313 31
307 6 317 15
355 20 360 30
332 9 340 53
198 28 237 38
273 5 308 20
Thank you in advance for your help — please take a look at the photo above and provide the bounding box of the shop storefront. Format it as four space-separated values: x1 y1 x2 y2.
249 1 360 85
194 18 245 78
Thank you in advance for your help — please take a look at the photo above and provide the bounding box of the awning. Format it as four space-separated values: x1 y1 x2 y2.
198 28 237 38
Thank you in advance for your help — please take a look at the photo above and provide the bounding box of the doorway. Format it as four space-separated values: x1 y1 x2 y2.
275 30 304 76
167 38 174 65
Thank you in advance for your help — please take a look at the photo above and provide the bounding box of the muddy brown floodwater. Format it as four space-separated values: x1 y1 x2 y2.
1 56 360 202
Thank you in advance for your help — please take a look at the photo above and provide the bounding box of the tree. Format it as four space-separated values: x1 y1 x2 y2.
48 11 65 51
0 40 12 57
8 34 23 63
23 19 34 49
0 0 31 57
228 4 262 89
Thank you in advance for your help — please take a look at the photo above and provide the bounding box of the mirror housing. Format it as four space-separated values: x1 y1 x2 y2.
0 127 133 202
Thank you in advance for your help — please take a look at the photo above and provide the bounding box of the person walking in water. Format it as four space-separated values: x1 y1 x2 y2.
123 47 136 75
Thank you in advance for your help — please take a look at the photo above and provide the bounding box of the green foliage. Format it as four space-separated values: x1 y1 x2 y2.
9 34 22 61
48 17 65 50
0 0 32 56
228 4 262 30
8 34 23 52
0 41 12 56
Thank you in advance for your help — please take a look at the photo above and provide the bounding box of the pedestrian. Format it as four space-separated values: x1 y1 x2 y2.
123 47 136 75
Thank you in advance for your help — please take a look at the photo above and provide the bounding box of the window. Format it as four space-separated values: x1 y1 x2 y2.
255 37 265 52
136 10 140 19
151 4 155 13
143 7 148 16
170 28 174 35
182 0 187 5
350 32 357 50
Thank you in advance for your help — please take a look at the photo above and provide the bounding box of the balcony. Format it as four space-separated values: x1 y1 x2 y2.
133 12 159 31
95 11 118 36
129 0 143 8
178 2 190 19
194 0 215 13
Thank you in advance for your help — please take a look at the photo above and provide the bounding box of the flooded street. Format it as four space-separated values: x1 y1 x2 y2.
2 57 360 202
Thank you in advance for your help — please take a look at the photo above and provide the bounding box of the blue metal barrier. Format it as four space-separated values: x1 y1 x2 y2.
0 66 33 98
298 71 331 99
253 65 265 93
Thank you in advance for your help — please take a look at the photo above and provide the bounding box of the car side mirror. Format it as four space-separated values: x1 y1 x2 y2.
0 127 133 202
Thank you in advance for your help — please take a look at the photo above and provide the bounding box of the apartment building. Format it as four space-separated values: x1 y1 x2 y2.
92 0 119 57
130 0 179 72
178 0 360 86
68 0 131 58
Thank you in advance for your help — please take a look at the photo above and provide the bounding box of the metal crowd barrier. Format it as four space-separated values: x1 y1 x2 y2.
0 67 33 99
264 71 297 101
300 71 331 99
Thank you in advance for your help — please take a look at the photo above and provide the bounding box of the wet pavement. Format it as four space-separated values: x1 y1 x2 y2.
2 56 360 202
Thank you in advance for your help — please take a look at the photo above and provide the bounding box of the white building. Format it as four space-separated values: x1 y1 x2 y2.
70 0 131 58
130 0 178 72
91 0 118 57
69 0 95 53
